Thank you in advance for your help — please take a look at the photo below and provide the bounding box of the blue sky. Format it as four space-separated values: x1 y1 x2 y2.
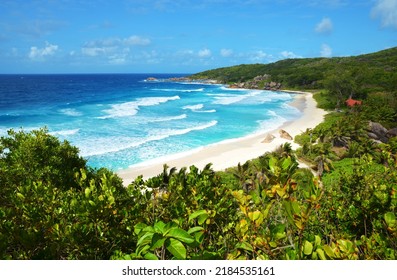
0 0 396 74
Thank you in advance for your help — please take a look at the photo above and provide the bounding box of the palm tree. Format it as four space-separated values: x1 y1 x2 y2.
313 144 335 177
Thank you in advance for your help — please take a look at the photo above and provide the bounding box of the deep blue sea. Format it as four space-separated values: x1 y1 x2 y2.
0 74 300 170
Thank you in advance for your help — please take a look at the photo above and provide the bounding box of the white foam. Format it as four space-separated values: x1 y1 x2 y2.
50 129 80 136
152 88 204 93
183 104 204 111
211 91 261 105
59 108 82 117
255 112 287 134
81 120 218 157
148 114 187 123
98 95 180 119
182 104 216 113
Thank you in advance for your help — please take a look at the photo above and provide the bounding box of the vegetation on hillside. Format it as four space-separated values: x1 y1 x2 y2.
190 47 397 96
1 47 397 260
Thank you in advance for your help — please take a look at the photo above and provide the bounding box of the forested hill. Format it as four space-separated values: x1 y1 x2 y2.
190 47 397 93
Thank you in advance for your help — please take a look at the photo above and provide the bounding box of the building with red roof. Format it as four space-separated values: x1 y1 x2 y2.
346 98 362 107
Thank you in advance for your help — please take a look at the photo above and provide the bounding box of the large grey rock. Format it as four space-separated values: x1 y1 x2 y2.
368 121 388 143
387 128 397 138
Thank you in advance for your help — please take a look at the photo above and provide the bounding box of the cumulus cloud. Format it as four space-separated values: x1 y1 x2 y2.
198 48 212 58
124 35 151 46
371 0 397 29
320 44 332 57
280 51 302 59
80 35 151 64
220 48 233 57
28 41 58 60
252 51 270 62
315 17 333 34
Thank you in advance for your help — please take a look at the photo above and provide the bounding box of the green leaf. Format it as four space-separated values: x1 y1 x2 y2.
144 252 158 260
88 200 96 207
269 157 277 173
137 232 155 247
187 226 204 234
236 241 254 252
282 157 292 171
154 221 167 234
189 210 208 221
323 245 335 258
84 188 91 198
384 212 396 227
316 248 326 260
16 193 25 200
314 235 321 246
151 233 166 250
303 241 313 255
198 214 209 225
166 228 194 244
165 238 186 259
134 222 148 235
194 231 205 244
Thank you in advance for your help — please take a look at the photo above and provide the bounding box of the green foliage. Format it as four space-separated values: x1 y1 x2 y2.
1 120 397 260
0 128 86 191
190 47 397 93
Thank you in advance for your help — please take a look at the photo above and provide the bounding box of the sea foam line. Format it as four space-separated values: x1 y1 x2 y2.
97 95 180 119
152 88 204 93
81 120 218 157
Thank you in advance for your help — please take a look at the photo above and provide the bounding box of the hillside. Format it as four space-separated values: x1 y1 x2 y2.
190 47 397 93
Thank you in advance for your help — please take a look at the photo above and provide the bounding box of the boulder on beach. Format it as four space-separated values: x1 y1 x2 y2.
279 129 293 140
262 134 275 143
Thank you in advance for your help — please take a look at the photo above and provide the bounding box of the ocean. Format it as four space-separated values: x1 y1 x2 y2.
0 74 301 171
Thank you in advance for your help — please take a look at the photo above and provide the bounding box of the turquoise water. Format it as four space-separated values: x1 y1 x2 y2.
0 74 300 170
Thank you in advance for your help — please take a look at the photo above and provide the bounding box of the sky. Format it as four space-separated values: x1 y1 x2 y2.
0 0 396 74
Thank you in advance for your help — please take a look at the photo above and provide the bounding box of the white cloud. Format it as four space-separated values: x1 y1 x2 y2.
250 50 271 62
220 48 233 57
124 35 151 46
28 41 58 60
198 48 212 58
315 17 333 34
81 47 107 57
280 51 302 59
320 44 332 57
371 0 397 29
80 35 151 64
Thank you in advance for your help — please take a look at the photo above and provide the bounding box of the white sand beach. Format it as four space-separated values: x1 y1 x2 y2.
117 91 327 185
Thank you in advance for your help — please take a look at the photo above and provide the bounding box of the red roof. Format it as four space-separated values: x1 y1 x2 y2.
346 98 362 107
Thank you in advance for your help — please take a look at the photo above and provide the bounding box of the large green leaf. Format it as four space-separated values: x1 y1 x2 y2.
134 222 148 235
165 238 187 259
166 228 194 244
137 232 155 247
384 212 396 228
154 221 167 234
144 252 159 260
151 233 166 250
189 210 208 221
303 240 313 255
187 226 204 234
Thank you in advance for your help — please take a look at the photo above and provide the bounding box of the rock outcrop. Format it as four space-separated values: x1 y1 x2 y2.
279 129 293 140
229 74 282 90
367 121 397 143
262 134 275 143
368 121 389 143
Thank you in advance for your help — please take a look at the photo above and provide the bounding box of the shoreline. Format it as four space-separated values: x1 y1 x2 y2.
117 91 327 185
